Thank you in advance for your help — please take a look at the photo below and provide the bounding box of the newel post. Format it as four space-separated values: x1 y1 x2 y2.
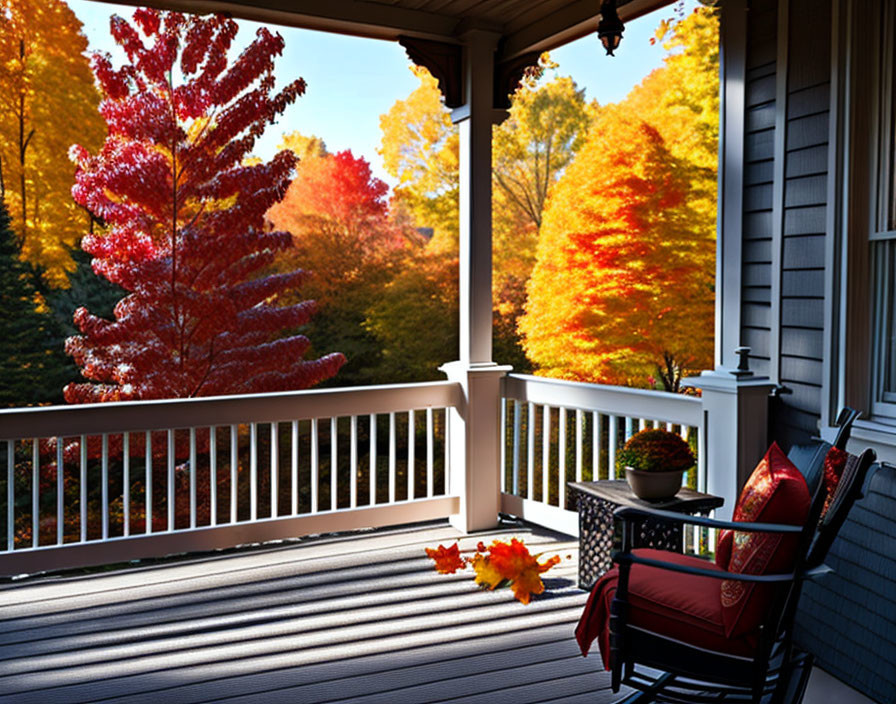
440 362 511 532
682 348 775 519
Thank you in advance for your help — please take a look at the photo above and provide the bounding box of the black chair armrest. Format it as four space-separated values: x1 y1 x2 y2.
614 505 804 534
614 551 798 584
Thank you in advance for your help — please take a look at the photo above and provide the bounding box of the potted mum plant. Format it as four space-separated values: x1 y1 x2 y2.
616 428 696 500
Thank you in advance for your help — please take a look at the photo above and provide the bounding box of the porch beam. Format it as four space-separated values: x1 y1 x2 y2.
87 0 461 44
89 0 676 63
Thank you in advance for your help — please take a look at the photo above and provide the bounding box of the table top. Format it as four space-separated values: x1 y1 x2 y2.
568 480 724 513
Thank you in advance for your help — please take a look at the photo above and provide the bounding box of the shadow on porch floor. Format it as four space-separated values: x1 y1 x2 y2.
0 520 623 704
0 520 874 703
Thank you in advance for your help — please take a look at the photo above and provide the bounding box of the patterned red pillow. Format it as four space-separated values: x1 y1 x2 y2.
719 442 811 638
822 446 848 516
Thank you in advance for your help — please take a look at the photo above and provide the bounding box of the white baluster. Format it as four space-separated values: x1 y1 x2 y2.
57 437 65 545
311 418 319 514
271 422 279 518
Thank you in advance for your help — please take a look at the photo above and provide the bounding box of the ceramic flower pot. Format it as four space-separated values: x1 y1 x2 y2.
625 466 684 501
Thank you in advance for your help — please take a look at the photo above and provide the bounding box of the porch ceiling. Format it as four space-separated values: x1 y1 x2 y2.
87 0 675 61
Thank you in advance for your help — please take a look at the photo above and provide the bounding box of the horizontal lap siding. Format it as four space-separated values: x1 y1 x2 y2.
740 0 778 378
795 465 896 704
777 10 896 700
735 5 896 700
776 0 831 447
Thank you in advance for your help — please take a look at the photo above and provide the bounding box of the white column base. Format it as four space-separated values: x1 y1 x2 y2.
440 361 512 533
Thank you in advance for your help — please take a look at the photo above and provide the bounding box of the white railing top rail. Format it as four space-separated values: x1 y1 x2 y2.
502 374 702 428
0 381 463 440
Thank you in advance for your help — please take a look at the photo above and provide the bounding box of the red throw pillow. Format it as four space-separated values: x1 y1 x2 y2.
715 527 733 569
719 442 811 638
822 446 848 516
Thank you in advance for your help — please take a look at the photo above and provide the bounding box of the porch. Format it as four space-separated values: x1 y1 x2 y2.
0 520 872 704
0 359 884 703
1 0 892 699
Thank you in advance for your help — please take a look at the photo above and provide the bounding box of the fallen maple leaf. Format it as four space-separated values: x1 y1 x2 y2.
470 551 507 590
425 543 466 574
473 538 562 604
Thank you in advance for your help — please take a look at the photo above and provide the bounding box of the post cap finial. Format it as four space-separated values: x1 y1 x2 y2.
733 346 753 377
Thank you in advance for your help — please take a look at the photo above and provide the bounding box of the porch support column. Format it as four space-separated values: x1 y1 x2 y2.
441 28 508 533
453 27 502 366
682 358 775 520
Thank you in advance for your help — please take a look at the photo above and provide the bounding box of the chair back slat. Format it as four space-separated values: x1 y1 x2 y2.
806 448 876 567
787 407 860 495
831 407 862 450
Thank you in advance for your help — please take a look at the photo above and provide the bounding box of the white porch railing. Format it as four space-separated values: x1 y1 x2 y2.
0 372 720 576
500 374 706 541
0 382 462 576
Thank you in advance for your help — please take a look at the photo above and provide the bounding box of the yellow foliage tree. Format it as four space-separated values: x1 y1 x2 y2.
492 73 591 368
520 107 715 387
520 8 719 389
378 65 459 252
626 8 720 230
0 0 105 286
493 75 590 272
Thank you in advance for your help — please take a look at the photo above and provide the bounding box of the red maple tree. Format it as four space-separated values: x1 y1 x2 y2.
65 9 345 403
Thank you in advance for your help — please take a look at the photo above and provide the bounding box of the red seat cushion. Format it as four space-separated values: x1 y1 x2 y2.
717 442 810 637
575 548 757 670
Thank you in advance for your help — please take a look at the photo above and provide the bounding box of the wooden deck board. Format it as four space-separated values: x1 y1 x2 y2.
0 521 628 704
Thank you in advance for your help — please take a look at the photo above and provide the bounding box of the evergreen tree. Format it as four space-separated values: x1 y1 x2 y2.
0 202 70 406
46 241 126 339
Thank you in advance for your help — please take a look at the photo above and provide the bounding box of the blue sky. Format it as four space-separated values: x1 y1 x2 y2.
67 0 698 185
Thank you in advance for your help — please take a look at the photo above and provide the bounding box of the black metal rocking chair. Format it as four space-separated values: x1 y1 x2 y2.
599 414 874 703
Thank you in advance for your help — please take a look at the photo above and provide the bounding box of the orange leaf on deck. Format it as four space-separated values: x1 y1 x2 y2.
425 543 466 574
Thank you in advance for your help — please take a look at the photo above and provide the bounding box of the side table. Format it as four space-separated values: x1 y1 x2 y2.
569 480 724 590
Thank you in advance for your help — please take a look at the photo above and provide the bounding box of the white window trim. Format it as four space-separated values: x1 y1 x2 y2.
832 0 896 457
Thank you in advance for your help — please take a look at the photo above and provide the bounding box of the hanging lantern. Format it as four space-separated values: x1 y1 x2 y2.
597 0 625 56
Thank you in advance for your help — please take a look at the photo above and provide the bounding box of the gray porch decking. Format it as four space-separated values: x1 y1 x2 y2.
0 521 620 704
0 521 872 704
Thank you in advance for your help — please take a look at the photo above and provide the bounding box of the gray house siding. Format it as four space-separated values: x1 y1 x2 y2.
795 464 896 704
741 0 777 379
737 0 831 449
777 0 831 446
730 2 896 699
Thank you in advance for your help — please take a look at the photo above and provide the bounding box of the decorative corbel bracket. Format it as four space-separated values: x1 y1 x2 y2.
398 36 464 108
493 51 541 110
399 37 540 115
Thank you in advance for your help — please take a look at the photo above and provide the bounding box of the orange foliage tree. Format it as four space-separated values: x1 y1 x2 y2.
520 106 714 388
520 8 718 389
266 140 413 385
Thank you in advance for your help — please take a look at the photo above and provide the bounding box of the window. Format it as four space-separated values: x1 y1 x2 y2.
869 3 896 419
